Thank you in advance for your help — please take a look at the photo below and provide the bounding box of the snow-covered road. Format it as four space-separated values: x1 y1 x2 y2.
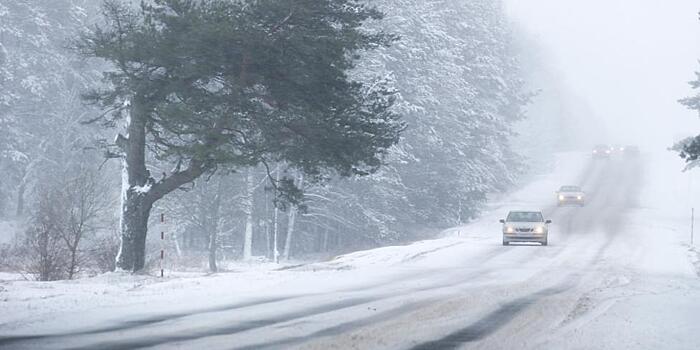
2 151 700 349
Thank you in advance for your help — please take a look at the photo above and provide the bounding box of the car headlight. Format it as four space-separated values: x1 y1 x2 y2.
577 195 582 200
534 226 545 234
505 226 514 233
558 195 565 201
605 150 611 154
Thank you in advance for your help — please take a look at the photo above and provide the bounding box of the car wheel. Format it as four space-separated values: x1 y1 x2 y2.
503 240 509 246
541 240 548 246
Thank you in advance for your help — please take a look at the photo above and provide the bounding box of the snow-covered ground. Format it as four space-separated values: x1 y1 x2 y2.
2 150 700 350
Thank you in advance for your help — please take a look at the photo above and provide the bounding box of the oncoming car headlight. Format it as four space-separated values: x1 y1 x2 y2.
505 226 515 234
534 226 545 234
577 195 583 200
558 195 565 201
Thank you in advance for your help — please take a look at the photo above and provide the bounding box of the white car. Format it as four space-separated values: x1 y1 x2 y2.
500 211 551 246
556 185 585 206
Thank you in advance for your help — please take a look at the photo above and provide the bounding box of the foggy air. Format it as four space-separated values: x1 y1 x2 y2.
1 0 699 349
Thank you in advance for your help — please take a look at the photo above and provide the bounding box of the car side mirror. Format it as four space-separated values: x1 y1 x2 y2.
499 219 505 224
545 220 552 224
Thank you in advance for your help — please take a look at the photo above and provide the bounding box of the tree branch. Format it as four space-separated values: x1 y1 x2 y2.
147 159 207 203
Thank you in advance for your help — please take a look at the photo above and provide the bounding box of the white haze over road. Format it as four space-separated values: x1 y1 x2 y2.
2 150 700 349
505 0 700 148
3 2 700 349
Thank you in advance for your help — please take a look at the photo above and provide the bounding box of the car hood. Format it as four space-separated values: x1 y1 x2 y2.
559 191 584 196
504 222 546 228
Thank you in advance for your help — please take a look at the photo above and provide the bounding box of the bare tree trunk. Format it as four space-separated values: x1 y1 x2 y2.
272 167 280 263
264 188 271 259
208 179 223 272
38 228 50 281
115 101 153 272
282 207 296 261
282 173 303 261
15 181 25 217
242 169 254 261
114 98 206 272
67 246 78 279
116 189 152 272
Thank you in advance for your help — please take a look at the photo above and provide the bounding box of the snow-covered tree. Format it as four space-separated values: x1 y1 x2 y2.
284 0 531 253
675 68 700 169
77 0 402 272
0 0 103 217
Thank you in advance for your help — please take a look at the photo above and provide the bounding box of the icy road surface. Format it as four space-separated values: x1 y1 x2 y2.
2 151 700 349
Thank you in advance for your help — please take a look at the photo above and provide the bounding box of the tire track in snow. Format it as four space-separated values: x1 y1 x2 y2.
0 241 513 350
408 278 578 350
400 158 644 350
219 157 618 350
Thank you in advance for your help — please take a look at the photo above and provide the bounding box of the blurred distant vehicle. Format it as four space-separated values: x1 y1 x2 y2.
623 145 640 157
611 144 626 154
500 211 551 246
556 185 585 206
592 144 611 159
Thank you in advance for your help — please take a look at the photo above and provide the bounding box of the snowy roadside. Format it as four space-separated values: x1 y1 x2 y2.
306 151 592 271
534 150 700 349
0 151 647 335
0 152 588 333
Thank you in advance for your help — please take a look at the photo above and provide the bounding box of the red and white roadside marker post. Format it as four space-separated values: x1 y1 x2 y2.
160 213 165 278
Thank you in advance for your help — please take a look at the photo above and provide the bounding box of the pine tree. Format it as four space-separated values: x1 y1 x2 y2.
676 69 700 169
290 0 530 251
76 0 402 272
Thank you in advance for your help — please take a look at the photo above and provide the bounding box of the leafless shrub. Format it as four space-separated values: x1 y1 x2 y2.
87 230 120 273
58 169 110 278
12 167 112 280
19 189 70 281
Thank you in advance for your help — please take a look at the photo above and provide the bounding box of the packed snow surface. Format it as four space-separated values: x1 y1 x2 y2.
2 150 700 349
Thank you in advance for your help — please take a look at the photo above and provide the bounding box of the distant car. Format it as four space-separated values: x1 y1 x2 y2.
611 144 626 154
500 211 551 246
592 144 611 159
556 185 585 206
623 145 640 157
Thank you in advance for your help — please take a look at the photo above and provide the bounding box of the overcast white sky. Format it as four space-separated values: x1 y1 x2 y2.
504 0 700 149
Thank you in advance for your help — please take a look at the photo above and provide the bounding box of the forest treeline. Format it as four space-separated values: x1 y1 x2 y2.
0 0 537 279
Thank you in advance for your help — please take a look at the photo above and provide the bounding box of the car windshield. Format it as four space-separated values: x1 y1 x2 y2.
560 186 581 192
594 145 609 150
506 211 544 222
